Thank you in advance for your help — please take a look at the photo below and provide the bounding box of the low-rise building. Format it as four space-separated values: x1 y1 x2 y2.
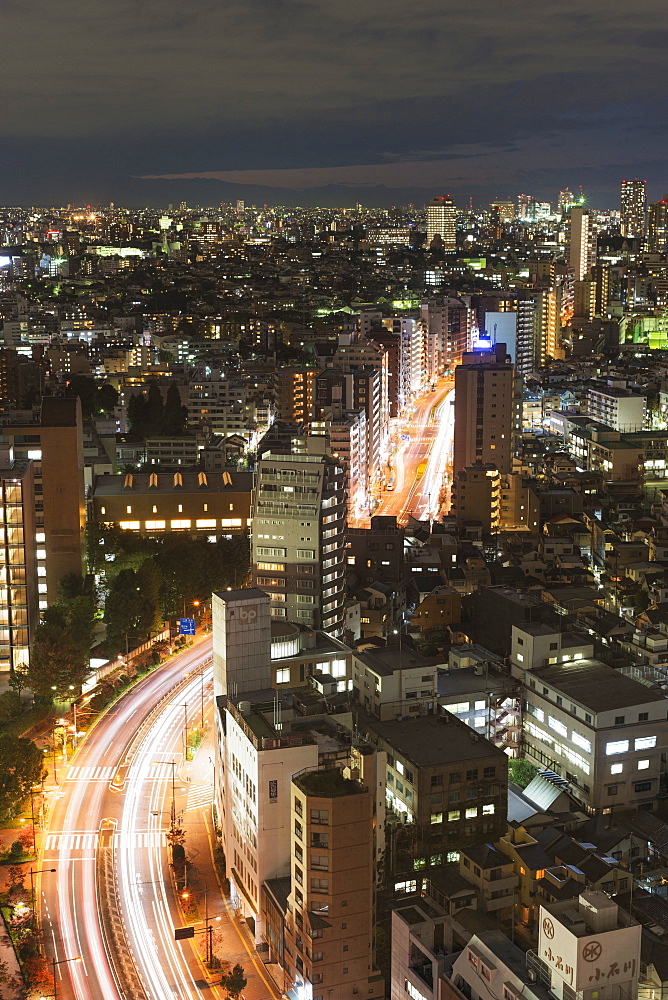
521 659 668 813
92 468 252 537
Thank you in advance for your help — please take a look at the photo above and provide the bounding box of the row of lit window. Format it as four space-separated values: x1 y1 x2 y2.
430 804 495 824
118 518 244 530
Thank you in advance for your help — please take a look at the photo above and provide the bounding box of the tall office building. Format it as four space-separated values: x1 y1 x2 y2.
558 188 574 214
620 178 646 239
647 197 668 254
252 438 347 634
0 449 38 677
453 343 516 475
567 206 593 281
426 196 456 250
420 296 471 375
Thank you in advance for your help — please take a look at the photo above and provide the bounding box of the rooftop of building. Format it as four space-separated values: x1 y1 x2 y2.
354 643 433 677
293 766 364 798
461 843 511 870
358 710 506 767
93 468 253 495
215 587 269 604
530 659 666 710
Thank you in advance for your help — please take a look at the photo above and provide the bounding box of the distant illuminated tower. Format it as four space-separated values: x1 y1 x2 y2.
620 179 646 239
558 188 574 214
426 196 456 250
517 193 534 220
489 200 514 221
567 206 593 281
236 199 245 216
647 197 668 254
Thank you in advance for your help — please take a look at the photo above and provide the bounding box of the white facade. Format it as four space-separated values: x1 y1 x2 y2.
538 893 640 1000
220 701 318 940
586 387 646 432
522 659 668 812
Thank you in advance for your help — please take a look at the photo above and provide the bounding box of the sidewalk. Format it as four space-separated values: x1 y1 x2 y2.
178 725 282 1000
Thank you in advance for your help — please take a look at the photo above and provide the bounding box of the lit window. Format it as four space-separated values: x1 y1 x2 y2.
606 740 629 755
220 518 242 527
196 519 217 528
610 763 623 774
465 807 478 818
170 519 191 529
635 736 656 751
638 759 650 770
571 732 592 753
482 803 495 815
430 812 443 825
276 667 290 684
119 521 141 530
516 653 524 662
549 716 568 738
144 520 165 530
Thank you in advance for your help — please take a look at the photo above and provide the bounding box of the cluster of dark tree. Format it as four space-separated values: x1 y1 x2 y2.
64 375 119 417
127 381 187 440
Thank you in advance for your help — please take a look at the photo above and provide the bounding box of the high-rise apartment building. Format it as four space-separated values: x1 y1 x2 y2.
489 200 514 221
420 296 471 375
567 206 594 281
426 197 456 250
558 188 574 214
0 450 38 677
0 397 85 607
620 178 646 239
284 765 385 1000
647 197 668 254
274 367 317 424
453 344 517 476
252 439 347 634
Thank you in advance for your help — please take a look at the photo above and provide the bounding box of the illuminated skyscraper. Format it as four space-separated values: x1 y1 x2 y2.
567 206 593 281
558 188 574 214
620 179 646 239
647 197 668 254
426 196 456 250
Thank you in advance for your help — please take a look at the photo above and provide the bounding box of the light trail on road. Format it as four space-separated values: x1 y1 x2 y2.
44 637 213 1000
117 667 216 999
374 378 454 524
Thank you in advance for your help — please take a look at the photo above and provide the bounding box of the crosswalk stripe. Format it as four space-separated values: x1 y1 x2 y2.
186 784 213 812
65 765 117 781
44 830 167 851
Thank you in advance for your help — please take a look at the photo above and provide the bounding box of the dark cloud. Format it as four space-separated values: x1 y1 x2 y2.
2 0 668 205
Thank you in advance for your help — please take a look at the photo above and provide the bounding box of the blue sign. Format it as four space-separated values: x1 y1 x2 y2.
179 618 196 635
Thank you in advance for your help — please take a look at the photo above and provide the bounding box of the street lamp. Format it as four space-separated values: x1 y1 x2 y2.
168 702 189 758
29 867 56 928
154 760 178 834
41 955 82 1000
184 667 206 730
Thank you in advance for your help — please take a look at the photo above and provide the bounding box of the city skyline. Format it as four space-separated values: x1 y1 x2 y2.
2 0 668 206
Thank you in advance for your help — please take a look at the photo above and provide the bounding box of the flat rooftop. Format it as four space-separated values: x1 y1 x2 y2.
531 660 666 711
293 767 363 798
355 645 432 677
359 711 506 766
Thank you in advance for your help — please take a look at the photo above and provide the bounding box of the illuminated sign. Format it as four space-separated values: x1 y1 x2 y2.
538 905 640 991
179 618 196 635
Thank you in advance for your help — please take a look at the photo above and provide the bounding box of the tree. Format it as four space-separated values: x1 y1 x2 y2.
136 558 164 632
508 758 539 789
0 690 22 723
28 602 93 700
66 374 97 416
163 382 187 435
220 963 246 999
105 568 155 650
127 391 150 440
146 381 164 437
0 734 43 821
7 662 29 698
96 382 119 413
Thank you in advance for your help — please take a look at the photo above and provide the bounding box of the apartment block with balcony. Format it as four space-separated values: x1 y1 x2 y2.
284 764 384 1000
0 452 38 677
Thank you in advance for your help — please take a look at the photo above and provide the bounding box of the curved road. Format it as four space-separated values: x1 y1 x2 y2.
40 636 213 1000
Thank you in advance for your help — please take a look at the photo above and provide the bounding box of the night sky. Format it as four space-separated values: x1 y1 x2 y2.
4 0 668 208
